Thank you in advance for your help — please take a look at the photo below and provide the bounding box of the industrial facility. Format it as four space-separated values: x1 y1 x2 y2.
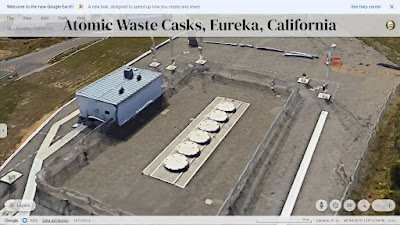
3 37 394 217
76 67 163 126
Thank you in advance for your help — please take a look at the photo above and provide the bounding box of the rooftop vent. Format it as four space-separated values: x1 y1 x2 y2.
137 73 142 81
124 67 134 80
119 87 125 95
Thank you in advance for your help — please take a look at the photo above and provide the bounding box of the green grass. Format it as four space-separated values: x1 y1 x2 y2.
362 37 400 65
0 38 68 60
50 40 97 63
0 37 165 164
345 38 400 215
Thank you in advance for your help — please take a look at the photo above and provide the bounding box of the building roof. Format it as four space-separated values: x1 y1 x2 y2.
76 67 162 105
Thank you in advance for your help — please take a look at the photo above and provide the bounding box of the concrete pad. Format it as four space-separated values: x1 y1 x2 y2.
149 62 161 68
143 97 225 176
165 65 177 71
0 171 22 184
145 97 249 189
195 59 207 65
175 102 249 189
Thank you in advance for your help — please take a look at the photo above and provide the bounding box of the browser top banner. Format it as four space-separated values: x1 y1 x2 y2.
1 14 400 37
1 0 399 14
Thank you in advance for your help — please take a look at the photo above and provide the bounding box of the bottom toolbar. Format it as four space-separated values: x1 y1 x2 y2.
1 216 399 225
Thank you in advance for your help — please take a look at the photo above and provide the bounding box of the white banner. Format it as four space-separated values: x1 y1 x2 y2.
1 14 400 37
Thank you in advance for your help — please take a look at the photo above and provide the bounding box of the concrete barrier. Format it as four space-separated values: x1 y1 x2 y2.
216 66 290 90
35 120 132 215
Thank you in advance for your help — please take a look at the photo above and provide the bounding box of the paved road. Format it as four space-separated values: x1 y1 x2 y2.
0 100 83 213
0 37 100 82
0 37 100 213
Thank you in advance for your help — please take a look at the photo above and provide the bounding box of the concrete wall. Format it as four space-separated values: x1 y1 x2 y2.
35 120 132 215
218 87 302 215
211 65 293 91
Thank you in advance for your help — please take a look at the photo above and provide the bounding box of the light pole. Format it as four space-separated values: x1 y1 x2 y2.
149 35 161 68
165 37 177 71
195 37 207 65
318 43 336 101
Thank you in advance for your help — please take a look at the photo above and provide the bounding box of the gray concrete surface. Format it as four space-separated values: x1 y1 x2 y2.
131 37 398 215
61 75 287 215
219 88 302 215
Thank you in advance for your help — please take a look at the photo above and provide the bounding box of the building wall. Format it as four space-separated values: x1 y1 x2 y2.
77 74 163 126
76 96 117 122
116 75 164 126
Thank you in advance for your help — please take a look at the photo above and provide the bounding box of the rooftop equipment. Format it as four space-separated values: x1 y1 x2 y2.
124 67 134 80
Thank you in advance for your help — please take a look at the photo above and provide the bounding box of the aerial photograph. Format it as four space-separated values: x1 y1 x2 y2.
1 36 400 218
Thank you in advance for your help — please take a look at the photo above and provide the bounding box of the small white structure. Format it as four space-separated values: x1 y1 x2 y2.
188 130 210 144
217 102 236 113
208 110 228 123
149 61 161 68
195 59 207 65
297 73 310 84
164 154 189 172
165 64 177 71
199 119 220 133
176 141 200 157
0 123 6 138
318 93 331 100
76 67 163 126
0 171 22 184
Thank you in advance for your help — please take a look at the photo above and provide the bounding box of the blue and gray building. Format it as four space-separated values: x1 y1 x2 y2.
76 67 163 126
